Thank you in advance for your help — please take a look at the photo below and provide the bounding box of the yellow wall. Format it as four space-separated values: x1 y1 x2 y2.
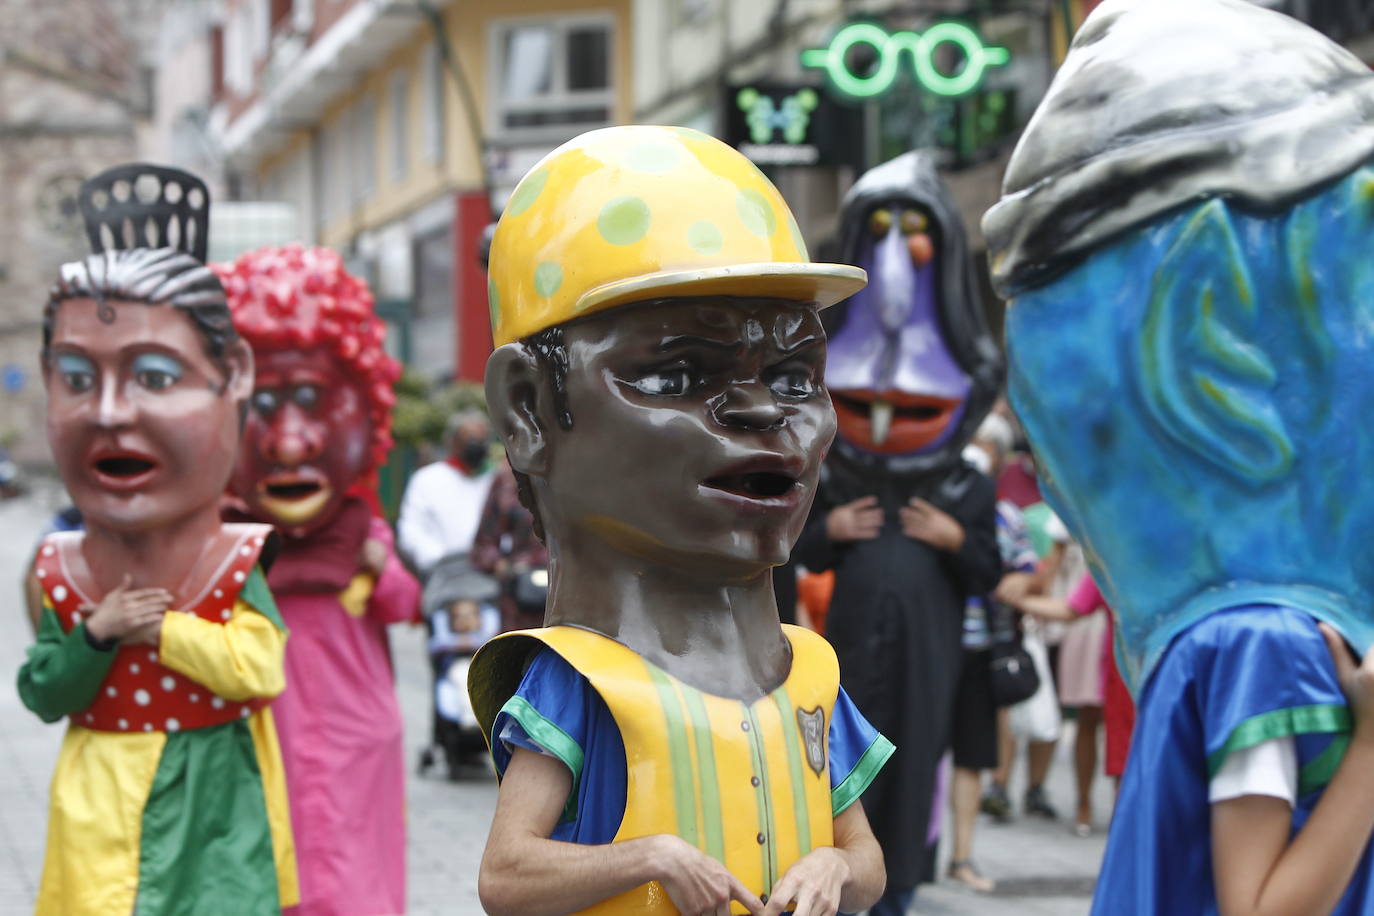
441 0 635 185
257 0 633 249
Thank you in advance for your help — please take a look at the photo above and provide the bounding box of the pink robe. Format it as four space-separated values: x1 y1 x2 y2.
275 517 419 915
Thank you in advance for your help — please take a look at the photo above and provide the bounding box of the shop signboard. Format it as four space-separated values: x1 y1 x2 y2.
800 21 1011 100
723 82 864 168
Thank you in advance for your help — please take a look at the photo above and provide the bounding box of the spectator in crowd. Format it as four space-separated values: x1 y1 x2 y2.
398 409 496 579
1005 573 1137 804
1053 577 1108 835
471 459 549 633
947 414 1042 892
983 425 1070 824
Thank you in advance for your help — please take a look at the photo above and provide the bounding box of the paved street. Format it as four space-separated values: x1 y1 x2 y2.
0 481 1105 915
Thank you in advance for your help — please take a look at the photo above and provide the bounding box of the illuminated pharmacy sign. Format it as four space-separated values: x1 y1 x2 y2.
801 22 1011 99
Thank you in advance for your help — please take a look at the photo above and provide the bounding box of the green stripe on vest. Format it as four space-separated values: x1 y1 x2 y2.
772 685 812 855
679 687 726 863
645 663 700 847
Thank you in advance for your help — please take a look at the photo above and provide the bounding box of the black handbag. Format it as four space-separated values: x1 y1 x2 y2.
988 604 1040 707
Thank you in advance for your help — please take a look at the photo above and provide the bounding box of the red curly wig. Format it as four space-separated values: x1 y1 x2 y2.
212 245 401 474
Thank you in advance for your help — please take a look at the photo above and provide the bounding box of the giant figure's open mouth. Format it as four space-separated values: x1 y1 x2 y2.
702 471 798 499
95 454 156 477
257 471 333 525
89 449 159 489
701 456 803 507
264 479 323 501
831 389 962 454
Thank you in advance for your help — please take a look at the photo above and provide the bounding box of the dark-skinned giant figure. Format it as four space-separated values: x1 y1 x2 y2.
468 125 893 916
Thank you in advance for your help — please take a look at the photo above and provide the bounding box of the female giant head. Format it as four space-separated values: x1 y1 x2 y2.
45 166 254 535
215 245 400 538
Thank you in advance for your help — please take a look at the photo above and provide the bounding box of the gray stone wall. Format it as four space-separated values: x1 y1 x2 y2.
0 0 155 463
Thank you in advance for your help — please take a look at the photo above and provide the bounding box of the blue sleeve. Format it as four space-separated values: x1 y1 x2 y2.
1194 607 1351 792
491 647 627 840
828 686 895 816
491 648 593 797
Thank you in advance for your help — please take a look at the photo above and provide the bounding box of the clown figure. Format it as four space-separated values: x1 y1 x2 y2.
984 1 1374 912
18 165 297 914
215 246 419 916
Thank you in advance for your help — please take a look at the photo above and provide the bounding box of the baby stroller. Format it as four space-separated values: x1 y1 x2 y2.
416 553 501 779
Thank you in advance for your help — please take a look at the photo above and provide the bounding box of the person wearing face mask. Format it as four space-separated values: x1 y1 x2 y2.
397 408 498 580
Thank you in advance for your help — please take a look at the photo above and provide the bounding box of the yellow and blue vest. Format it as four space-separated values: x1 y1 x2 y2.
470 624 892 914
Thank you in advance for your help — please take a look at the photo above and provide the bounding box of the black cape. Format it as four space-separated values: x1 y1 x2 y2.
793 448 1001 888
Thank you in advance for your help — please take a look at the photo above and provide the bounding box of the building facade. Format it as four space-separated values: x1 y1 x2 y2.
210 0 634 382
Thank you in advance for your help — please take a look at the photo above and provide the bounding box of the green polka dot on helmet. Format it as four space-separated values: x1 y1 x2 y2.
506 169 549 218
736 189 777 238
487 276 500 329
597 196 651 246
688 221 723 255
623 140 686 174
534 261 563 298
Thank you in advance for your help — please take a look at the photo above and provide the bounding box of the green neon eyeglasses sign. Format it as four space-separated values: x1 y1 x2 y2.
801 22 1011 98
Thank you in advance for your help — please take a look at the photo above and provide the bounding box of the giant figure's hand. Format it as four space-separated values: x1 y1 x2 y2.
482 748 765 916
650 834 764 916
359 537 389 577
826 496 882 542
760 846 849 916
899 498 966 552
1320 623 1374 739
84 575 172 643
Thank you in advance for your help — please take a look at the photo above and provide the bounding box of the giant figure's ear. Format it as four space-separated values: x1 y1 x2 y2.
484 342 550 477
1133 199 1294 485
224 338 255 403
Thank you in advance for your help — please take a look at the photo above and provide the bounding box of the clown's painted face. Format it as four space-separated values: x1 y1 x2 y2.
229 346 372 537
826 201 970 454
46 298 244 534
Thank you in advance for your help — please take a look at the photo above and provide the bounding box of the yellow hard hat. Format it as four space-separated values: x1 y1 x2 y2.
487 125 867 346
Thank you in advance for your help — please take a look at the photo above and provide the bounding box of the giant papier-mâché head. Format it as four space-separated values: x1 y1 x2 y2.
826 151 1002 471
983 0 1374 690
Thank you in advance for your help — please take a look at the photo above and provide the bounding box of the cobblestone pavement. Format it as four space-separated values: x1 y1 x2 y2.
0 482 1106 915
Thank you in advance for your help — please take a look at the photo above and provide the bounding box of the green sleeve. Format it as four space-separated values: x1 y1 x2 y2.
238 565 286 631
16 606 119 724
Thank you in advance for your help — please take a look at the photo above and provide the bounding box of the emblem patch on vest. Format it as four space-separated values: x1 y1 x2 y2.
797 706 826 776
